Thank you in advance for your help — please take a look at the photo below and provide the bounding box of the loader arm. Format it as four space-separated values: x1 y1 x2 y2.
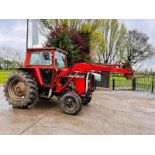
58 63 133 78
56 63 133 93
70 63 133 74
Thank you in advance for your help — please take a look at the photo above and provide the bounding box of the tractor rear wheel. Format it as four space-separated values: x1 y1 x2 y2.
60 92 82 115
4 71 38 108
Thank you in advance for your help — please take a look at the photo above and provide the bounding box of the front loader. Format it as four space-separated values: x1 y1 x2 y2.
4 48 133 115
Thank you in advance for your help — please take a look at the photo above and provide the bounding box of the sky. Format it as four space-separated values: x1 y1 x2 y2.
0 19 26 50
0 19 155 71
120 19 155 71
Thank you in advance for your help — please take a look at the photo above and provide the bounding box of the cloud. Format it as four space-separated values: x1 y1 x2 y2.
0 19 26 50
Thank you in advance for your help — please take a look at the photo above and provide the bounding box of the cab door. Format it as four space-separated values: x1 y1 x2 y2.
39 68 53 86
29 51 55 88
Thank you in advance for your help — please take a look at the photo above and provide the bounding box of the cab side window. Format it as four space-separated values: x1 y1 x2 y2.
55 51 65 68
30 52 52 65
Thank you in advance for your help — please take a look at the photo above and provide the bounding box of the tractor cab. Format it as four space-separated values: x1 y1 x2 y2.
22 48 67 88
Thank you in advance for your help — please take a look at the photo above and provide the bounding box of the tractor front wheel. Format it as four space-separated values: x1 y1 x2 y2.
60 92 82 115
4 71 38 108
82 95 92 105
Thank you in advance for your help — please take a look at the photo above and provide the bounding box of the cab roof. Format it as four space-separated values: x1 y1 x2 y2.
27 47 66 54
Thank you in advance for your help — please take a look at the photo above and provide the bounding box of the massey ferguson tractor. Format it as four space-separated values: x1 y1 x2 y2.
4 48 133 115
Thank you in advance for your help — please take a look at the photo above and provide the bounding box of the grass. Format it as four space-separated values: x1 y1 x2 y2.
110 76 132 88
0 70 16 84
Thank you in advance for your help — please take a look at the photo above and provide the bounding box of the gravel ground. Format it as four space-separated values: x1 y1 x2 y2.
0 85 155 135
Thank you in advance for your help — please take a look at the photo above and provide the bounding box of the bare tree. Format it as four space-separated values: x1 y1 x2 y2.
119 30 154 65
0 58 3 69
0 47 24 69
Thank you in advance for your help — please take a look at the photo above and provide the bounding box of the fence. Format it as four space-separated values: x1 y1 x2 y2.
96 72 155 94
132 73 155 93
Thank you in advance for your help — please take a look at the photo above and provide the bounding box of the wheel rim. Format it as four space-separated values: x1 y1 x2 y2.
64 96 77 112
8 79 27 101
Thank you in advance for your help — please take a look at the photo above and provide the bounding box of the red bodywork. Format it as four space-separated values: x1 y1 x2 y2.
20 48 133 97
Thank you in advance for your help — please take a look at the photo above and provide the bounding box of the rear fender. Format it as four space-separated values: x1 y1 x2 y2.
17 67 43 87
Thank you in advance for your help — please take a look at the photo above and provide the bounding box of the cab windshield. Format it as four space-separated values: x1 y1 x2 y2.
55 51 66 68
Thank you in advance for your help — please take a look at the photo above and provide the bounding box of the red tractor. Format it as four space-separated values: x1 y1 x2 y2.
4 48 133 115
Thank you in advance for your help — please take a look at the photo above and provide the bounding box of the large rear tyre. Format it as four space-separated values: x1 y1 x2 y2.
4 71 38 108
60 92 82 115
